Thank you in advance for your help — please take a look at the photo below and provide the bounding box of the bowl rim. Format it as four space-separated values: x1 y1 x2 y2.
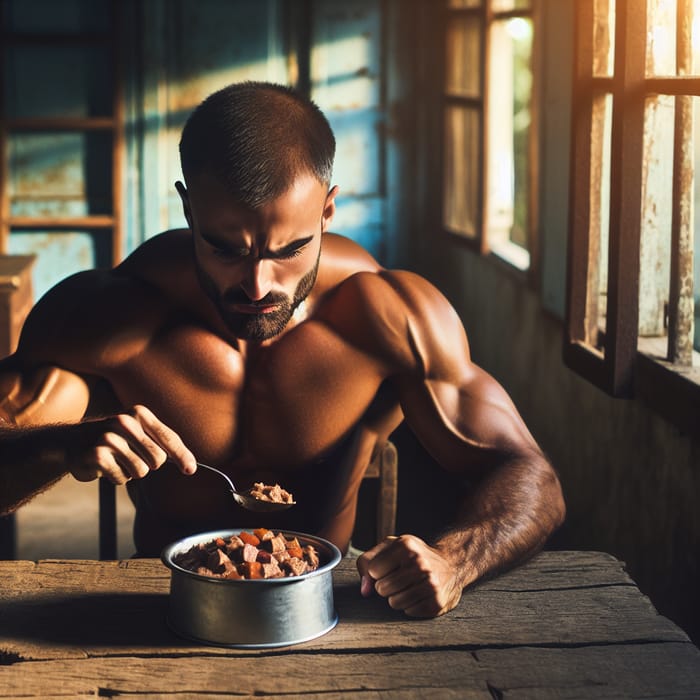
160 528 343 584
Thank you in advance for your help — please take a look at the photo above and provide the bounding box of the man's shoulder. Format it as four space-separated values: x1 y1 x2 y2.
330 267 458 318
315 266 469 372
315 233 382 290
16 255 177 371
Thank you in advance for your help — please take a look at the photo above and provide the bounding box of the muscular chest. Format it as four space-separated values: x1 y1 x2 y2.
105 318 386 468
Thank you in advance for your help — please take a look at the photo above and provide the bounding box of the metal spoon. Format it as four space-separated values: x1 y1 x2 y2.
196 462 295 512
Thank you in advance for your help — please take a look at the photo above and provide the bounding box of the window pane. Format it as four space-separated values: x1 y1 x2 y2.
443 105 480 238
588 93 613 347
647 0 677 76
593 0 615 77
644 0 700 77
445 15 482 97
692 1 700 73
487 17 532 267
639 95 674 337
491 0 531 11
642 94 697 362
669 94 697 360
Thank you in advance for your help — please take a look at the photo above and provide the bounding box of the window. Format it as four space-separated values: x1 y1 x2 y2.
442 0 538 273
566 0 700 432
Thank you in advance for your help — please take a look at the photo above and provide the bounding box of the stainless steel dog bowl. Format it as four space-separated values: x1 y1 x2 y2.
161 529 342 648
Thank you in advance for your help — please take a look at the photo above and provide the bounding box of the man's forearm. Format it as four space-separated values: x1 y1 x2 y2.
434 450 565 589
0 424 72 515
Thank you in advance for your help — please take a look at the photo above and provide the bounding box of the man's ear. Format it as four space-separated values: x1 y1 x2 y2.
175 181 193 229
321 185 339 233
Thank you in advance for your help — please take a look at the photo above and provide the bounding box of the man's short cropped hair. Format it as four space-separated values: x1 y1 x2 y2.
179 81 335 208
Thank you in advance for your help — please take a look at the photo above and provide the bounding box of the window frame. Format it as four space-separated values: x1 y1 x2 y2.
440 0 540 282
565 0 700 435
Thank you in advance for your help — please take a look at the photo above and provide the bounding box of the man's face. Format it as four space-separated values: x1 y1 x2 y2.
178 172 337 342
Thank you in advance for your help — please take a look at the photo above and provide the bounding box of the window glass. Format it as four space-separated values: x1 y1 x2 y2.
442 0 537 270
646 0 678 76
639 95 674 337
446 15 482 98
693 3 700 73
444 106 480 238
585 93 613 348
593 0 616 77
487 17 533 266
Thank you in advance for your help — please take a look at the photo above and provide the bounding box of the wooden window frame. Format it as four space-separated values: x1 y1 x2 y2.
441 0 540 282
565 0 700 436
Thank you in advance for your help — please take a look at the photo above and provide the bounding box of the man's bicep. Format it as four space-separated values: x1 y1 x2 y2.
374 270 541 473
398 365 539 476
0 359 90 426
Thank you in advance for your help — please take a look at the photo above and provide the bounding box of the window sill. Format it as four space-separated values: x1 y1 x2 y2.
564 334 700 436
635 337 700 438
489 239 530 272
443 228 533 285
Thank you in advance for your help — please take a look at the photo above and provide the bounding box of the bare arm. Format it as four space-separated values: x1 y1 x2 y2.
0 269 198 516
0 362 91 513
0 362 197 515
356 271 565 616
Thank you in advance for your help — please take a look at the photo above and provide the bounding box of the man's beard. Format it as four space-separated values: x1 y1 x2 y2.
199 255 320 342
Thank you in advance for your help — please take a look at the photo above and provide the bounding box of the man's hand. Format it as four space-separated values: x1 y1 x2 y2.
356 534 464 617
68 404 197 484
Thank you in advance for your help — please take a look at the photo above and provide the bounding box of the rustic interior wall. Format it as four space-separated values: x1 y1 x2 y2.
378 0 700 647
408 245 700 646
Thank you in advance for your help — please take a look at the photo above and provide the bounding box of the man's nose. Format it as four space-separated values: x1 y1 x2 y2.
240 259 272 301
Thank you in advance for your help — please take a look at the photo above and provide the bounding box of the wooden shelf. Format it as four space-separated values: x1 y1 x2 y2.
3 117 117 131
7 216 116 229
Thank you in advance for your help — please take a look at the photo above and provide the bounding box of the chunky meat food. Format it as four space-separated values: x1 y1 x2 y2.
249 482 295 504
173 529 320 579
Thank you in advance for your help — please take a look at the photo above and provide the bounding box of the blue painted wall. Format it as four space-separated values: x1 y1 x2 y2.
4 0 389 299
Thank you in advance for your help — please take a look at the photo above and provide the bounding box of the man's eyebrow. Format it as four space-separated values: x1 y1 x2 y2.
265 235 315 259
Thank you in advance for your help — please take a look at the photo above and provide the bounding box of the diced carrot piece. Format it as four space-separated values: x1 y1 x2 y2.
215 537 226 547
239 561 264 579
286 546 303 559
253 528 269 540
239 531 260 546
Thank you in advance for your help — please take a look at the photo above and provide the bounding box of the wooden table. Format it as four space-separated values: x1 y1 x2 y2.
1 551 699 698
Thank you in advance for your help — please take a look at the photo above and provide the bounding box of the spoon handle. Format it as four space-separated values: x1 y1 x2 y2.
196 462 239 493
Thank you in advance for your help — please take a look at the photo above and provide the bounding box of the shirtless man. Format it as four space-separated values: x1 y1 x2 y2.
0 81 564 617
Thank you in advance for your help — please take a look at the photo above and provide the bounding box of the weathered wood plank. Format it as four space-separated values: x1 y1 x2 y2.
0 552 689 662
330 576 689 647
1 645 699 698
0 551 634 595
475 550 636 590
0 551 640 599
